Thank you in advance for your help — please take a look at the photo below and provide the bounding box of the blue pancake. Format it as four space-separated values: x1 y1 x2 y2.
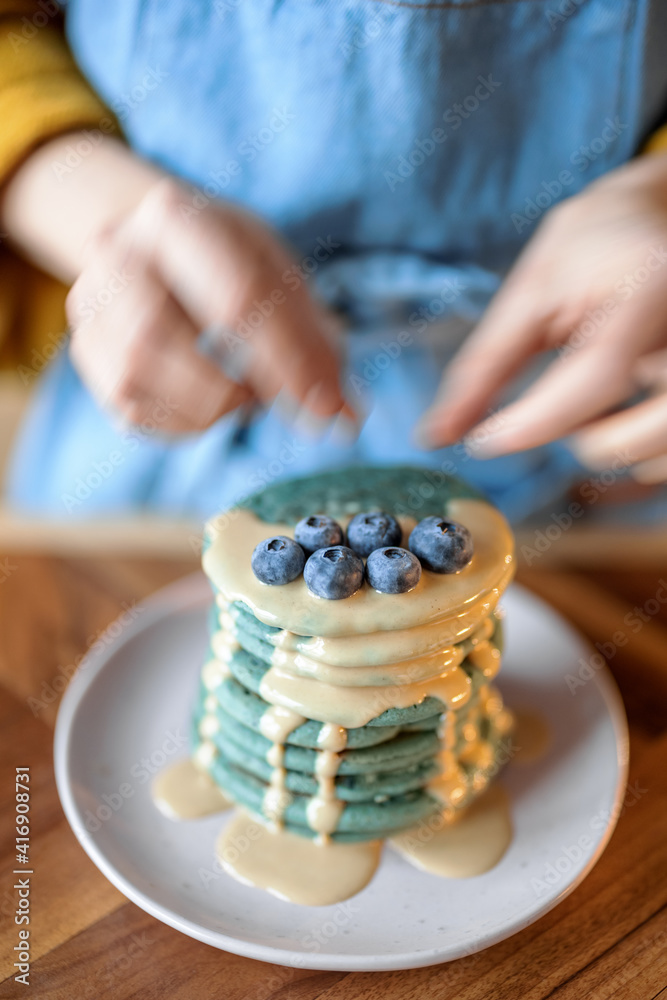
235 464 483 526
220 596 504 662
209 709 442 777
193 678 482 763
213 731 438 801
198 674 424 749
209 756 442 841
194 694 511 838
207 700 513 842
221 644 457 726
219 635 496 718
213 727 441 802
215 597 505 671
195 625 504 837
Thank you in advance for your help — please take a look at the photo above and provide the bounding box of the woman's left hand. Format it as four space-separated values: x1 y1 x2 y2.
415 151 667 482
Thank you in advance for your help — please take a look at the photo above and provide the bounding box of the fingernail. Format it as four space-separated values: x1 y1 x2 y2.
331 410 361 448
462 424 513 458
292 407 334 440
412 416 437 450
270 385 301 426
463 434 499 458
304 381 346 418
630 455 667 484
568 434 611 470
339 399 358 424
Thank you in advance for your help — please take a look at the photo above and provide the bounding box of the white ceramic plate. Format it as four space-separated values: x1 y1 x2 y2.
54 575 628 972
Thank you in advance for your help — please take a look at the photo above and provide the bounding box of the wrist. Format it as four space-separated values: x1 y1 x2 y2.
0 133 164 282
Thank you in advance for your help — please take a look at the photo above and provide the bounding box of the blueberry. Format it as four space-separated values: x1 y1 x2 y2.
304 546 365 600
408 517 474 573
294 514 344 555
346 511 402 558
251 536 305 585
366 547 422 594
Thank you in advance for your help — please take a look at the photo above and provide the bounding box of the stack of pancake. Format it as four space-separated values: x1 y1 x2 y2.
192 466 515 844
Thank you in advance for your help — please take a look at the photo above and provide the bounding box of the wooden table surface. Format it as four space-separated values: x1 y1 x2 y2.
1 548 666 999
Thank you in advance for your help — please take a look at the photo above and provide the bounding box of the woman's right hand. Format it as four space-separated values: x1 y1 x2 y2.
67 177 348 432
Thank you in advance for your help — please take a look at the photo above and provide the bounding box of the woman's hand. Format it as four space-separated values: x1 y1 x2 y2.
67 178 348 433
416 152 667 482
2 134 349 434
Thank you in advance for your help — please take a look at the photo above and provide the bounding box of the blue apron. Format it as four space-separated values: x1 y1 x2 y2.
8 0 667 521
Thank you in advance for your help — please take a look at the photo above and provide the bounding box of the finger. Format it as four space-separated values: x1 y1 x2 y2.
462 295 664 456
635 347 667 387
70 252 251 431
113 303 253 433
631 454 667 484
415 275 549 447
240 294 350 417
571 393 667 469
121 332 253 432
463 347 635 457
125 180 351 419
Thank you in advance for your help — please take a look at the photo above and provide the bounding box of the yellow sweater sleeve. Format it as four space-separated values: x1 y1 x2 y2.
644 123 667 154
0 3 116 373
